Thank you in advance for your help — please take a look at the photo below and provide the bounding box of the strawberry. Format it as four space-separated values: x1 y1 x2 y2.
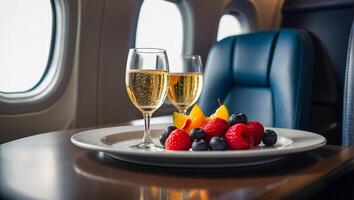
247 121 264 146
201 118 229 141
225 124 253 150
165 129 192 151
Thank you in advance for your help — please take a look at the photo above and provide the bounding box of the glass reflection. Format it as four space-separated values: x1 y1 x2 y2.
72 152 277 200
138 187 210 200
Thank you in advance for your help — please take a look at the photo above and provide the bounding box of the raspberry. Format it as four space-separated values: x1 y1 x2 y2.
201 118 229 141
225 124 253 150
247 121 264 146
165 129 192 151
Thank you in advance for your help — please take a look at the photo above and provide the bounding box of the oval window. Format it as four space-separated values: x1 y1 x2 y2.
0 0 54 93
217 14 242 41
135 0 184 57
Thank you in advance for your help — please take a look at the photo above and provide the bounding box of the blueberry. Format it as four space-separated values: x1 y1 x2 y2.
192 139 209 151
190 128 207 140
159 126 177 146
229 113 248 126
209 137 228 151
262 129 277 146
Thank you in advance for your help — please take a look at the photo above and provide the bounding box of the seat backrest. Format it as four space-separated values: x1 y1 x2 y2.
281 0 354 143
199 29 313 130
343 22 354 146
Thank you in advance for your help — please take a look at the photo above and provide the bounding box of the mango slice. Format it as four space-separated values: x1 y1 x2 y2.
172 104 208 133
210 104 229 122
185 104 208 133
172 102 230 133
173 112 188 129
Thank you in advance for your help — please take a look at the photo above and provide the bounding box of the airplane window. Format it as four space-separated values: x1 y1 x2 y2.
217 14 242 41
0 0 53 93
135 0 183 57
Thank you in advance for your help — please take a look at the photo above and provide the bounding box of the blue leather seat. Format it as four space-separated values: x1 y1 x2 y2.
199 29 314 129
342 22 354 146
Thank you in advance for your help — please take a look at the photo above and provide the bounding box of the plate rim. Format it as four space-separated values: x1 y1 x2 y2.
71 124 327 158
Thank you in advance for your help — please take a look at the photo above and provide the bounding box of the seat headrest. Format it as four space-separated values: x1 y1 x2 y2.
230 31 278 86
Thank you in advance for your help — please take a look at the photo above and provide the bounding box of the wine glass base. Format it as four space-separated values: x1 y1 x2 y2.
129 142 164 152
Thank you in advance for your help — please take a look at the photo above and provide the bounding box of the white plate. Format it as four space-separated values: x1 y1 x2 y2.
71 124 326 168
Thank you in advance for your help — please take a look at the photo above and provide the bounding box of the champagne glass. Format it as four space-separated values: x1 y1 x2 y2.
167 55 203 114
126 48 169 150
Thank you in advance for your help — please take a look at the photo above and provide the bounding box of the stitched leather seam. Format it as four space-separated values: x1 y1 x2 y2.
267 32 280 86
268 31 280 126
229 37 237 98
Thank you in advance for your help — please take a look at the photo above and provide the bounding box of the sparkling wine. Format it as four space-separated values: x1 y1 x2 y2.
167 72 203 112
126 69 168 114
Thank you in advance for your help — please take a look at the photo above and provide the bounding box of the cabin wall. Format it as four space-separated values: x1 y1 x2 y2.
253 0 284 30
0 0 80 143
0 0 284 143
76 0 227 127
75 0 139 128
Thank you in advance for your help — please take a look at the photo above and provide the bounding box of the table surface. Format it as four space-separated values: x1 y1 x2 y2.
1 126 354 200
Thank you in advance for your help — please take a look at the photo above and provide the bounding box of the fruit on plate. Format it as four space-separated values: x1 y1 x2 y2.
225 124 253 150
191 139 208 151
209 136 228 151
185 104 208 133
190 128 207 140
229 113 248 126
201 118 229 141
172 112 188 130
247 121 264 146
165 129 192 151
173 99 230 133
209 99 230 122
173 104 207 133
262 129 277 146
159 126 177 146
163 99 278 151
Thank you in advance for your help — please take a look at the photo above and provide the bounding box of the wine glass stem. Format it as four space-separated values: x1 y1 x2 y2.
179 109 187 115
142 113 153 144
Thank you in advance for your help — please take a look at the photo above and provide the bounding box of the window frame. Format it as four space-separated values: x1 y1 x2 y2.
216 11 244 41
179 0 193 55
217 0 259 41
0 0 78 114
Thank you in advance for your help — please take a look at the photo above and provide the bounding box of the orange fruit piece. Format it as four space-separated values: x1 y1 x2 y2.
173 112 188 129
184 104 207 133
172 104 208 134
210 104 229 122
209 99 229 122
